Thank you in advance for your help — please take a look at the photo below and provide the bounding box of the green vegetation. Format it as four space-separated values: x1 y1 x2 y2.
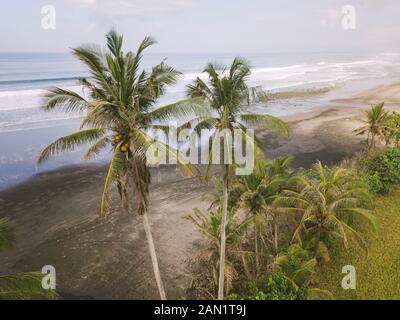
317 190 400 299
354 102 389 149
189 159 377 299
354 102 400 149
266 87 334 101
0 218 57 300
189 104 400 300
366 148 400 194
228 271 307 300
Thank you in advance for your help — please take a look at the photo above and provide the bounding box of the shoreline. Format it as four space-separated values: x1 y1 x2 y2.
1 82 400 299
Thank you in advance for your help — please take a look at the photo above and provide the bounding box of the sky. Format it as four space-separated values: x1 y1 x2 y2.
1 0 400 54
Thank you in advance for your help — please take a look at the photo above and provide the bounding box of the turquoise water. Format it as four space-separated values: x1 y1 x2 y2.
1 52 400 188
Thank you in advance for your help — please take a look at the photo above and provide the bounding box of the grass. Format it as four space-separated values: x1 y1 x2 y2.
317 189 400 299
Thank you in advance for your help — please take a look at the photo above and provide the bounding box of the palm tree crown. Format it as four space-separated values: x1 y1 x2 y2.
354 102 388 148
274 162 378 259
38 30 199 217
185 58 289 146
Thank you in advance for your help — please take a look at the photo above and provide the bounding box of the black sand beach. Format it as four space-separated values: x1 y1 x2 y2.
1 83 400 299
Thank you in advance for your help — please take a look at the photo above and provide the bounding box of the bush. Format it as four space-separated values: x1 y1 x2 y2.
364 173 387 195
227 272 307 300
366 148 400 194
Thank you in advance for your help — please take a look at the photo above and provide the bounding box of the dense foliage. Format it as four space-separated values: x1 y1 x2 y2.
366 148 400 194
189 158 376 299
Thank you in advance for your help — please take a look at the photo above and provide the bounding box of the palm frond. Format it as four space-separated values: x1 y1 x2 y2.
240 113 289 137
43 87 88 112
148 97 210 122
100 150 126 218
0 218 14 251
106 29 124 57
0 273 57 300
37 129 107 164
340 208 379 233
83 137 110 160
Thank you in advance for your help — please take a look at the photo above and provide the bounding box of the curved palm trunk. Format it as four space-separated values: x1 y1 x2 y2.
142 210 167 300
218 164 229 300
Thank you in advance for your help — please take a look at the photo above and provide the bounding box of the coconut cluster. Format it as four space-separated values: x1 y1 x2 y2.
112 132 131 153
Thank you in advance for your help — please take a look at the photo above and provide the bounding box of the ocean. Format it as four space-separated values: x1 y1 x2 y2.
1 51 400 188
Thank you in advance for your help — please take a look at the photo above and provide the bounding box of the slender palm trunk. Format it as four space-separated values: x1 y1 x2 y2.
274 216 278 254
218 164 229 300
254 223 260 277
241 253 252 280
370 132 376 149
142 211 167 300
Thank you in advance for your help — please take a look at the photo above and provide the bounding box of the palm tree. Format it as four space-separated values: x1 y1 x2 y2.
37 30 201 299
233 157 294 276
186 207 251 298
0 218 57 300
184 58 289 299
354 102 388 149
274 162 378 259
381 112 400 146
273 244 332 299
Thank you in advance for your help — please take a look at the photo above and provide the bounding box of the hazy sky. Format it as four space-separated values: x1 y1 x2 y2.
1 0 400 54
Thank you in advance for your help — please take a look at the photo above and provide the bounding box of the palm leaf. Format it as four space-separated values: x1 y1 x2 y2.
83 137 110 160
0 218 14 251
148 97 210 122
240 113 289 137
0 273 57 300
43 87 88 112
100 150 126 218
37 129 107 164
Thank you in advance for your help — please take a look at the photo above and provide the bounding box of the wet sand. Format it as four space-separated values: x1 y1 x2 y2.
1 83 400 299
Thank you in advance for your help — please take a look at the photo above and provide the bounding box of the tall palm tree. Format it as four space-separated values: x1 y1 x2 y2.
0 218 57 300
354 102 388 149
37 30 200 299
274 162 378 259
185 58 289 299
